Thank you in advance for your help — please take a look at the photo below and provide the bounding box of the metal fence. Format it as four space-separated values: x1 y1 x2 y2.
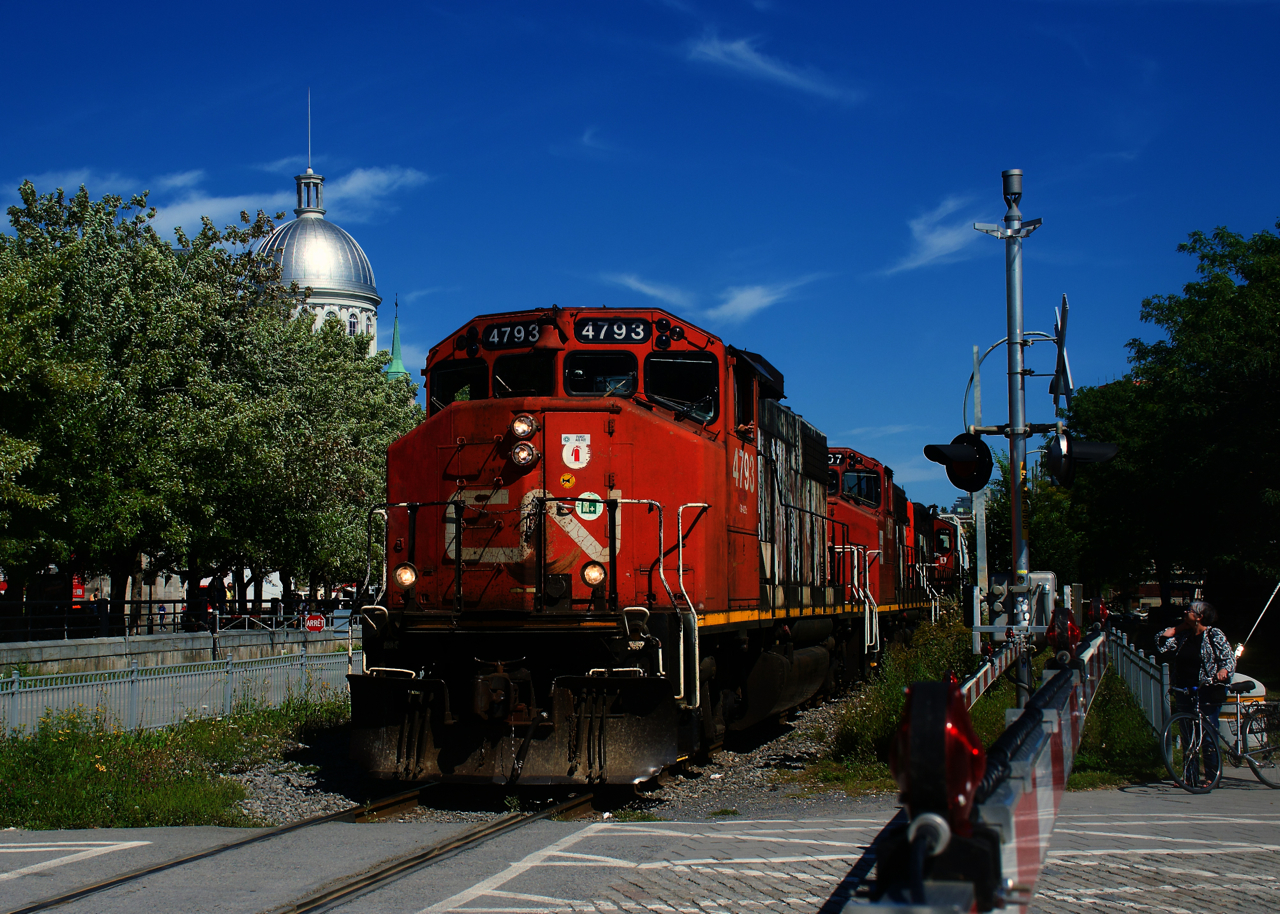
0 599 361 644
1112 630 1171 732
0 650 363 734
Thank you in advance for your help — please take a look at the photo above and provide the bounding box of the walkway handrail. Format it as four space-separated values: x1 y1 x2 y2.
0 649 362 734
1112 629 1171 732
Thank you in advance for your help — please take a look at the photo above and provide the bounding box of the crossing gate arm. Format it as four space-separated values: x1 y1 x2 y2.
960 641 1022 709
857 631 1108 912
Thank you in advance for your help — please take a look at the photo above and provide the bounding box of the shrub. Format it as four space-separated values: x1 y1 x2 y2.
830 608 982 766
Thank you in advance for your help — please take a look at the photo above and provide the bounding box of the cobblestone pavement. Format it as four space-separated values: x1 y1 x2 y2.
1030 769 1280 913
406 817 888 914
322 794 899 914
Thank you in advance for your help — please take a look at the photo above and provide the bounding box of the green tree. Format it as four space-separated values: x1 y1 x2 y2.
1068 220 1280 621
982 452 1081 587
0 182 421 620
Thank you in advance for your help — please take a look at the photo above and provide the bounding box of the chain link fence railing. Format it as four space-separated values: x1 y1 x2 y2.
0 650 363 733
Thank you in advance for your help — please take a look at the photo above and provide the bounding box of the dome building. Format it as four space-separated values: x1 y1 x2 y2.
259 168 380 353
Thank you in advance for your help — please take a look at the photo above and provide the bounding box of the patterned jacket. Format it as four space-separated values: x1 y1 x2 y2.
1156 626 1236 687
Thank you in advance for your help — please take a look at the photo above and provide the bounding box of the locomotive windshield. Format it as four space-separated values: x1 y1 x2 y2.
937 529 953 553
644 352 719 422
564 351 638 396
493 351 556 398
430 361 489 414
842 469 882 508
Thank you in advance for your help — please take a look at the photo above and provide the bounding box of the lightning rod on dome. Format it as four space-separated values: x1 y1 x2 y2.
307 87 312 173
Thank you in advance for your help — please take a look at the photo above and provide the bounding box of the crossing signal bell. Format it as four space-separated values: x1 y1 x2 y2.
923 433 994 493
1046 431 1117 486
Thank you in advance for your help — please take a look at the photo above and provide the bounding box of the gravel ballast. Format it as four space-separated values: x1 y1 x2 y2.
230 694 890 826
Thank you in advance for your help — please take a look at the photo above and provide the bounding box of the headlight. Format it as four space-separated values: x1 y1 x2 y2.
510 413 539 439
511 442 540 467
392 562 418 589
581 562 607 587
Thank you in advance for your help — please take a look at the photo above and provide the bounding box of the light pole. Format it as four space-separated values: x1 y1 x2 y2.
975 169 1041 583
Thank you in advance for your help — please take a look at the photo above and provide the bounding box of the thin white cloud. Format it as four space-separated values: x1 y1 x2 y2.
703 274 822 323
154 170 205 190
402 288 444 304
581 127 609 151
153 190 295 236
883 195 984 275
888 456 946 485
7 169 135 203
845 424 924 440
688 33 861 103
150 165 431 234
256 155 309 173
601 273 696 309
323 166 431 222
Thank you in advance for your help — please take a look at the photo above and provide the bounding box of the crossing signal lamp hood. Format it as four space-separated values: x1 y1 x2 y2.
1045 431 1118 487
923 433 994 493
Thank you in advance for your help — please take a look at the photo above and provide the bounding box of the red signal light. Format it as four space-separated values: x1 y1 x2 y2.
888 680 987 835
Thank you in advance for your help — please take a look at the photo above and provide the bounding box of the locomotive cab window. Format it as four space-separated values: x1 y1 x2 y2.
842 469 882 508
936 529 953 554
645 352 719 423
493 351 556 398
430 361 489 415
827 469 840 496
564 351 637 396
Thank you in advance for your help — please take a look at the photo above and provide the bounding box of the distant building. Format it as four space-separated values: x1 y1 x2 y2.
949 494 973 516
258 167 381 354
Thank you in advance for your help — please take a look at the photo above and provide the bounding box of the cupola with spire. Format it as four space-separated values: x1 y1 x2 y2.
257 101 381 354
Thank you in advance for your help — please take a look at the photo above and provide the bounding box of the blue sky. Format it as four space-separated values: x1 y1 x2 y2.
5 1 1278 508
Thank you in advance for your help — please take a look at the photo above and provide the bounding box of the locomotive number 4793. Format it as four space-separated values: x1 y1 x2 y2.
731 448 756 492
482 321 542 349
574 319 651 343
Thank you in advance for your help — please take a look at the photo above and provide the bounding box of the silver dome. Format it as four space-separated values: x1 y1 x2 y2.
259 214 380 303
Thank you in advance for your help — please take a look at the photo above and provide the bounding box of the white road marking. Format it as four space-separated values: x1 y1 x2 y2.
0 841 150 882
1050 846 1280 857
643 853 862 869
1052 828 1280 851
421 824 606 913
418 819 874 913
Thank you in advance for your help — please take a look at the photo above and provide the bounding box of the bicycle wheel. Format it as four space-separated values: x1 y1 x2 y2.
1243 706 1280 788
1161 713 1221 793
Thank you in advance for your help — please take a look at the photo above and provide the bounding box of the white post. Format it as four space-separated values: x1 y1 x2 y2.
126 659 139 730
223 656 234 716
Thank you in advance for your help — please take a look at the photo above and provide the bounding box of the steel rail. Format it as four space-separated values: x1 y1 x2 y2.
1 784 438 914
262 792 597 914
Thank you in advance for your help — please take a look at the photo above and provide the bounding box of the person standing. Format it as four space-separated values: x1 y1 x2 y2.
1157 601 1235 780
157 603 167 632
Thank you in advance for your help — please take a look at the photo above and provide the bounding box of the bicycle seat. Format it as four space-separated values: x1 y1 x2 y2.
1226 680 1256 694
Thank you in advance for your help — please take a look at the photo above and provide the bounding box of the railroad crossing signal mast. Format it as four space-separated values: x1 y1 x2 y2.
974 169 1040 580
925 170 1115 704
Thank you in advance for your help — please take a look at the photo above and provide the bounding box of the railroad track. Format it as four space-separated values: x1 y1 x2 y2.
4 787 595 914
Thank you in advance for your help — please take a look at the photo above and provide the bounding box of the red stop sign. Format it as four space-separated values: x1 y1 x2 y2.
304 613 325 633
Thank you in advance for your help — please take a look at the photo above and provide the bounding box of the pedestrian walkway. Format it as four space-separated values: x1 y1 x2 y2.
1031 768 1280 913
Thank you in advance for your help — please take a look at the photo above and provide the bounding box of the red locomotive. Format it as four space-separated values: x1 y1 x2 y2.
350 306 962 784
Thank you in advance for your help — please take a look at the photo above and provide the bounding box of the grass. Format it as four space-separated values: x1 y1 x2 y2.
1067 667 1163 789
613 809 664 822
0 689 350 829
799 605 988 794
794 610 1163 795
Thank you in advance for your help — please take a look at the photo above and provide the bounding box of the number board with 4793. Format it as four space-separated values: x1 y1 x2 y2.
574 318 651 344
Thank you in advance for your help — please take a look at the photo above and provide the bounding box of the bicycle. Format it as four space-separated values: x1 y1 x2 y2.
1160 682 1280 793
